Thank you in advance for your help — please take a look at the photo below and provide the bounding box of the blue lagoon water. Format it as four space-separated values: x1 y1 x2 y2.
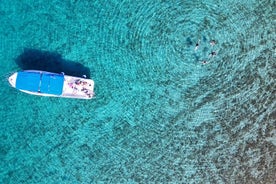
0 0 275 183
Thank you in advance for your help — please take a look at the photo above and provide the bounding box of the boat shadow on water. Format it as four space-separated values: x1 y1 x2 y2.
15 48 91 78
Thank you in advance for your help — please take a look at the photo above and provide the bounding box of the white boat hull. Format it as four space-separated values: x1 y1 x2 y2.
8 70 95 99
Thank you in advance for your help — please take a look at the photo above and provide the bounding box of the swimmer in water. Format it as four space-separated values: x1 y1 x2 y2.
209 51 217 57
201 60 209 65
194 39 200 51
210 40 216 46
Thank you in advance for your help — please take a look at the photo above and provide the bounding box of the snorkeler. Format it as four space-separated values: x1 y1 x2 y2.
201 60 209 65
209 51 217 57
194 39 200 51
210 40 216 46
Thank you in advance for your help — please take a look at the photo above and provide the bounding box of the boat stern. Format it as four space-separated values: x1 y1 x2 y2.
8 72 17 88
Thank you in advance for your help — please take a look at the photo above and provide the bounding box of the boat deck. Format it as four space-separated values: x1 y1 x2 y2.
63 76 94 99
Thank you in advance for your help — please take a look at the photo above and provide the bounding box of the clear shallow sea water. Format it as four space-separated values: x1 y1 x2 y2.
0 0 275 183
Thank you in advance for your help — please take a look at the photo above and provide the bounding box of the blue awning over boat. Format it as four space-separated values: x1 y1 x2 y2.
40 73 64 95
16 71 41 92
16 71 64 95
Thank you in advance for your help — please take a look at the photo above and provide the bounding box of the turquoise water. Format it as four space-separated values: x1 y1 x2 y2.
0 0 275 183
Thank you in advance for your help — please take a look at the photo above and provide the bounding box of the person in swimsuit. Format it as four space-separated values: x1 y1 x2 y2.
210 40 216 46
209 51 217 57
194 39 200 51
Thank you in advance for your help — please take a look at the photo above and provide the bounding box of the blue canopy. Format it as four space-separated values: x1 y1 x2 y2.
16 71 64 95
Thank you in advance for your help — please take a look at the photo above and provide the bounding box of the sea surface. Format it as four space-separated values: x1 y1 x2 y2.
0 0 275 183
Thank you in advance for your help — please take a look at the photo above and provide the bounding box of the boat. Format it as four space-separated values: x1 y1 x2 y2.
8 70 95 99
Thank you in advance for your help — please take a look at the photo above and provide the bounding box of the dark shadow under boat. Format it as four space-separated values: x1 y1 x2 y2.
15 48 91 78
